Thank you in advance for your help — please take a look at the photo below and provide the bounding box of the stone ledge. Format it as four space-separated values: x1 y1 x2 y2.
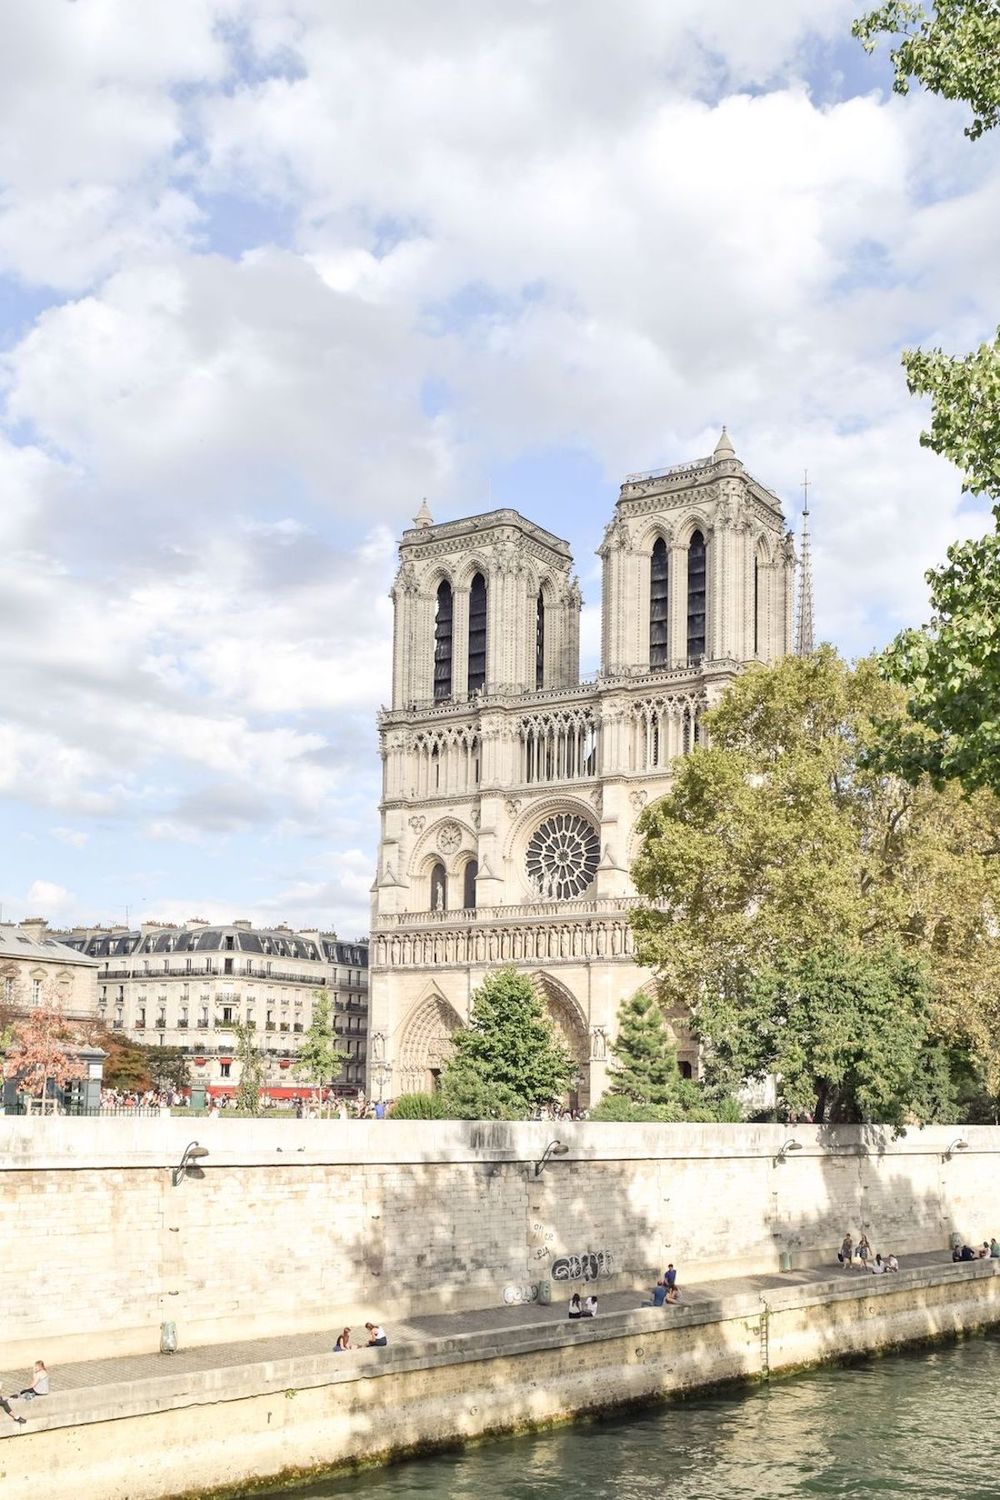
4 1260 994 1440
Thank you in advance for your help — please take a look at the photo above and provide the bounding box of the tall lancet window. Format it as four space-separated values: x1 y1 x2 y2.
463 859 478 910
433 580 453 701
535 591 545 689
467 572 487 694
650 537 669 668
754 556 760 656
687 530 706 662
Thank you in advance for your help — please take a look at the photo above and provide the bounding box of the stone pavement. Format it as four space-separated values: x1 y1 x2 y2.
0 1250 958 1404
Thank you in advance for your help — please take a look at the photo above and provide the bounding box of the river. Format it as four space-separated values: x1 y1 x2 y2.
256 1332 1000 1499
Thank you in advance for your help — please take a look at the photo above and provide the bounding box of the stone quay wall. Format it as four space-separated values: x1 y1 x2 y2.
2 1261 999 1500
4 1119 1000 1368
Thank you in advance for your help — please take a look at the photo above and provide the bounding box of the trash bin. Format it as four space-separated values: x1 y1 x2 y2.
537 1280 552 1306
160 1321 178 1354
779 1250 793 1272
189 1084 206 1113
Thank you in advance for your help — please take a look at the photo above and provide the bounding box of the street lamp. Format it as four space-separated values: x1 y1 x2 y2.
171 1140 209 1187
373 1061 392 1103
774 1138 803 1166
534 1140 569 1177
943 1137 969 1162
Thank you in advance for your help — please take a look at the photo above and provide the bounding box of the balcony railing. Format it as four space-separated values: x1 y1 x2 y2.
375 895 641 927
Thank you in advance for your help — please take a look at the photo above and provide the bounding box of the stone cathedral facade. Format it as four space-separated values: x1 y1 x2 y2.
368 431 795 1105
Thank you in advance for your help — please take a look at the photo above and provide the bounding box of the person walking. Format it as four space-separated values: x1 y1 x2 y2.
857 1233 872 1270
839 1233 854 1269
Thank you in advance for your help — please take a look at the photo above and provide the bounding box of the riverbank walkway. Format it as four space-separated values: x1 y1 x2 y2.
0 1249 959 1402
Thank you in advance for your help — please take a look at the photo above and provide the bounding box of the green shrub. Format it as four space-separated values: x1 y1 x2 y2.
389 1092 449 1119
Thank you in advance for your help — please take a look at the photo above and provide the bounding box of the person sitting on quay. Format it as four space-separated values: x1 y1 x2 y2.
838 1233 854 1269
979 1242 990 1259
885 1253 900 1272
665 1285 682 1304
15 1362 48 1400
365 1322 388 1347
991 1238 1000 1259
568 1294 584 1319
956 1243 977 1262
333 1328 352 1353
581 1295 598 1318
870 1254 886 1275
0 1383 26 1427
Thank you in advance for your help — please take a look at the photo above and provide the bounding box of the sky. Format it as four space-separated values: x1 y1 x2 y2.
1 0 998 939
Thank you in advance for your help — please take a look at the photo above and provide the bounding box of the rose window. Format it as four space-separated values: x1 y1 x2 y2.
525 813 600 900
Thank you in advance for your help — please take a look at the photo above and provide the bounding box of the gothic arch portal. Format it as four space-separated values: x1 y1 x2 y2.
532 971 591 1108
397 992 463 1095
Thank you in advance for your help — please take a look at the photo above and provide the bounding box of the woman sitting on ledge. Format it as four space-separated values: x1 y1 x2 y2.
581 1295 598 1318
333 1329 352 1353
365 1322 388 1347
568 1294 583 1319
16 1362 48 1400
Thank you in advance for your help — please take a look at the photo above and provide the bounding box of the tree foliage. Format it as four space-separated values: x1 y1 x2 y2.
234 1021 267 1117
438 967 574 1120
590 988 737 1121
854 1 1000 796
630 650 1000 1111
2 1006 86 1099
296 990 342 1112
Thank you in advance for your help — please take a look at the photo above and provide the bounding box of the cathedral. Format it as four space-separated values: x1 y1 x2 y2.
367 430 796 1105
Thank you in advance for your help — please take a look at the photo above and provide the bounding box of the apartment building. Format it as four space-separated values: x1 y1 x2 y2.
57 919 369 1095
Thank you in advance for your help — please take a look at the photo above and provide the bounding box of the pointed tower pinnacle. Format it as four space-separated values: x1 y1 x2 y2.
413 498 433 528
795 470 815 657
714 426 735 459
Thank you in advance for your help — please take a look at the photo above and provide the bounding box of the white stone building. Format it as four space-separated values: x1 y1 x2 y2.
0 920 98 1021
56 919 369 1095
368 431 795 1105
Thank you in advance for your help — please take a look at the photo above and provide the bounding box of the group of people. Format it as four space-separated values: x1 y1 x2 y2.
0 1362 49 1427
333 1323 388 1352
650 1262 682 1305
952 1238 1000 1262
567 1293 598 1318
838 1234 899 1274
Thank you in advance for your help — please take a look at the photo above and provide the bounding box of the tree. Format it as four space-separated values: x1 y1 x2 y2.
295 990 342 1113
853 1 1000 795
700 941 943 1126
438 967 574 1120
603 990 688 1110
3 1005 86 1107
853 2 1000 140
630 650 1000 1110
234 1021 267 1117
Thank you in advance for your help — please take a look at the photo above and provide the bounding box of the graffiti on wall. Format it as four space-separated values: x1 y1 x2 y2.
551 1250 615 1282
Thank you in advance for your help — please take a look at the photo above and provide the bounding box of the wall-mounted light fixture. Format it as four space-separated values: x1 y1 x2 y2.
171 1140 210 1187
943 1137 969 1162
773 1138 803 1166
534 1140 569 1177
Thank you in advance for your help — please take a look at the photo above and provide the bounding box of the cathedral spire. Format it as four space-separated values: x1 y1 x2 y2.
795 469 815 656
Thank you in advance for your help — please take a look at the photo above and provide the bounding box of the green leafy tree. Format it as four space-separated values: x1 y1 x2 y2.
630 650 1000 1107
149 1047 190 1094
296 990 342 1114
604 990 687 1109
701 941 944 1125
853 1 1000 795
234 1021 267 1117
439 967 574 1120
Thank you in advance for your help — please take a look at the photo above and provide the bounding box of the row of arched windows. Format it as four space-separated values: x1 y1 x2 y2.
430 859 478 912
647 530 707 667
433 576 551 700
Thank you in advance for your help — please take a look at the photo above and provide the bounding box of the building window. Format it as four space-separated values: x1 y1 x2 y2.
220 1061 231 1079
467 571 487 694
535 591 545 689
222 1006 234 1023
433 580 454 701
31 978 42 1005
463 859 478 911
430 862 447 913
650 536 668 668
687 529 707 661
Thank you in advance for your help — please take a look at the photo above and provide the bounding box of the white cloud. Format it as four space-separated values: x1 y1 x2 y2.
1 0 998 929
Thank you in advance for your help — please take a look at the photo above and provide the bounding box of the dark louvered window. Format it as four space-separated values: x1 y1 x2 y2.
650 537 668 668
687 530 706 662
535 591 545 689
463 859 478 910
434 581 453 701
467 572 487 694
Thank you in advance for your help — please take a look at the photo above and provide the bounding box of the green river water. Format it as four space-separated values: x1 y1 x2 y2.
256 1333 1000 1500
